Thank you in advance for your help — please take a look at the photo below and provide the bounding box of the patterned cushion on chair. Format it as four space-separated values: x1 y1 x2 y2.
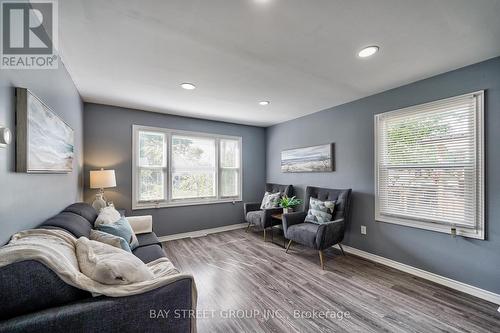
260 192 281 209
305 197 336 224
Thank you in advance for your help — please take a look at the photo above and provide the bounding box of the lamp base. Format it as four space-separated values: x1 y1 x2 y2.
92 193 107 212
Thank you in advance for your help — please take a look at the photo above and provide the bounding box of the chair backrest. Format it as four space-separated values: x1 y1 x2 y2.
304 186 352 222
265 183 293 197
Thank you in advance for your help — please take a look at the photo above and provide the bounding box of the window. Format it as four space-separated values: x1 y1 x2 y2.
374 91 484 239
171 135 216 200
133 125 242 208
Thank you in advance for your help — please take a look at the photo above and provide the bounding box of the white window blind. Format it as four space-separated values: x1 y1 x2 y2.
375 91 484 239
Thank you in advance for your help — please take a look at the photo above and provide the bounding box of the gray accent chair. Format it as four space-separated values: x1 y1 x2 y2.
244 183 293 241
282 186 352 269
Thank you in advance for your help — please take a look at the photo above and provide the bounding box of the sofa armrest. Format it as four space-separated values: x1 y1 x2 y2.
0 278 195 333
244 202 261 216
282 211 307 236
126 215 153 235
316 218 345 250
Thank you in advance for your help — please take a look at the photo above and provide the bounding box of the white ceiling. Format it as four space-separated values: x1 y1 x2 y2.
59 0 500 127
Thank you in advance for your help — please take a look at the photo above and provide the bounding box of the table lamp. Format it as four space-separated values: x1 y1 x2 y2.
90 168 116 211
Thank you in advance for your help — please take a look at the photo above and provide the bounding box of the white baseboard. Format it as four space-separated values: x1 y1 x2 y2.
334 244 500 305
158 222 247 242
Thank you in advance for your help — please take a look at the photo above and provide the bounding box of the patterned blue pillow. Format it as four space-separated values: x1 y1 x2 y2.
305 197 336 224
96 217 139 250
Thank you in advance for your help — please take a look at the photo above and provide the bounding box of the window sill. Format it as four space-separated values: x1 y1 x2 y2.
132 198 242 210
375 214 484 240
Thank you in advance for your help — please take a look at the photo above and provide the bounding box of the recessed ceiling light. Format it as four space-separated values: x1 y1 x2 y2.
259 101 270 106
181 83 196 90
358 46 379 58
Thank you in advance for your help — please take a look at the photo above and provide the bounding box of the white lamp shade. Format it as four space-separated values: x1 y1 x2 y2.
90 169 116 189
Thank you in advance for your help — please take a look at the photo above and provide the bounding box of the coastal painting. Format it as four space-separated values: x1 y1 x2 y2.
16 88 74 173
281 144 334 173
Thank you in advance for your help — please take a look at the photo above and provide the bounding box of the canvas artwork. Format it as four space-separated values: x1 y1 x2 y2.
281 144 334 173
16 88 74 173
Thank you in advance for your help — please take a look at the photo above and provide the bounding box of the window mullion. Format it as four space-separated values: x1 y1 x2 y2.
167 131 172 204
216 138 220 200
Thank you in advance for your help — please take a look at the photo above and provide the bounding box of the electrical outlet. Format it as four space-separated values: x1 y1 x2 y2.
361 225 367 235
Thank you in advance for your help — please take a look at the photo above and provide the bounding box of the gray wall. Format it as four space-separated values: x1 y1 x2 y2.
266 56 500 294
0 65 84 245
83 103 266 236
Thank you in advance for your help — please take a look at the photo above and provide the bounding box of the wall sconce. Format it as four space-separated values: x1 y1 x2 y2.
0 127 12 148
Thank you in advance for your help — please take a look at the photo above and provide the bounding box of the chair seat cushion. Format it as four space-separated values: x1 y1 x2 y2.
132 244 166 264
136 232 161 248
286 222 320 249
246 210 264 227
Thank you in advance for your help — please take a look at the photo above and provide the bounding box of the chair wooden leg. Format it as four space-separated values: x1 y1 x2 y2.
285 240 293 253
245 222 251 232
263 228 266 242
338 243 346 256
319 250 325 270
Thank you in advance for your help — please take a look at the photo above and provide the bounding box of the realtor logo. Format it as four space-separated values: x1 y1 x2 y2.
1 0 58 69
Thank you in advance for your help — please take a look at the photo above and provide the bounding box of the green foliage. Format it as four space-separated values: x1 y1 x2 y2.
172 137 214 197
279 195 303 208
386 117 449 164
139 133 164 166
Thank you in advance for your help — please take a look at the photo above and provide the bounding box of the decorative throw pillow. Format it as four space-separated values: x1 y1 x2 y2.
260 191 281 209
96 217 139 250
305 197 336 224
95 206 122 227
76 237 153 285
90 229 131 253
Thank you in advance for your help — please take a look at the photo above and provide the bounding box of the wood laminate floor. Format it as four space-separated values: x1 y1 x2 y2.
164 229 500 333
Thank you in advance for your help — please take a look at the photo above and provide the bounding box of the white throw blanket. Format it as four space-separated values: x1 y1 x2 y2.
0 229 197 331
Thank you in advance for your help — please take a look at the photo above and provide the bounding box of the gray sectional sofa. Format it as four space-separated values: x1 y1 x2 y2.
0 203 194 333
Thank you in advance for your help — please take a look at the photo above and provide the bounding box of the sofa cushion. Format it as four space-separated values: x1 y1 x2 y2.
76 238 154 285
286 222 319 248
133 244 165 264
96 217 139 250
40 212 92 238
136 232 161 248
95 206 122 226
90 229 131 252
246 210 264 227
63 203 98 224
0 260 90 320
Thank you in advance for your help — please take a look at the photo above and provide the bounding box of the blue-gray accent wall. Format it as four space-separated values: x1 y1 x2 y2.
83 103 266 236
266 56 500 294
0 65 84 245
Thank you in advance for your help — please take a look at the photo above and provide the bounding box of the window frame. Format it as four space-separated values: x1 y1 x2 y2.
132 125 243 210
374 91 485 239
